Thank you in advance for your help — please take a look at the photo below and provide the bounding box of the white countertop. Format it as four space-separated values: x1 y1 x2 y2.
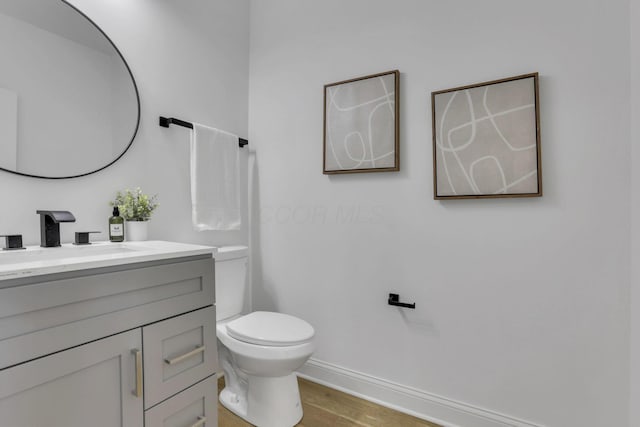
0 240 215 281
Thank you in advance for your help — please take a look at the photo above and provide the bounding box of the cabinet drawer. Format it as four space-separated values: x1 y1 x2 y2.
145 375 217 427
0 256 214 370
143 306 218 409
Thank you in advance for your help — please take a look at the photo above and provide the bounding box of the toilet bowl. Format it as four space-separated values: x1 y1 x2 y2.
215 246 315 427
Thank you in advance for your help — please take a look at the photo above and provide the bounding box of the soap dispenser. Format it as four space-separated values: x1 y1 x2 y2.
109 207 124 242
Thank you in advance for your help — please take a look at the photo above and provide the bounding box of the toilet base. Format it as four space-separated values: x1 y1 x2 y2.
220 373 303 427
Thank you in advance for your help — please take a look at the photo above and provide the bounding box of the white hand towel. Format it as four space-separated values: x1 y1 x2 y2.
190 123 241 231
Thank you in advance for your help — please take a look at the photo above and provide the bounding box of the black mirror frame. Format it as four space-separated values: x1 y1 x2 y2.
0 0 141 180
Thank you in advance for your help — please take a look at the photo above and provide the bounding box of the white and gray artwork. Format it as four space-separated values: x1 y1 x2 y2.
432 74 541 198
324 71 399 174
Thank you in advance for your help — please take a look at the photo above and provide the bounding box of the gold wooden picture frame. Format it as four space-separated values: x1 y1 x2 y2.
432 73 542 199
323 70 400 174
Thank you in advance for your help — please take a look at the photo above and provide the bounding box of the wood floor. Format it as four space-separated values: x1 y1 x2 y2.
217 377 441 427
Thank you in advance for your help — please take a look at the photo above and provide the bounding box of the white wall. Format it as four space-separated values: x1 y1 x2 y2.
0 0 249 247
248 1 630 426
0 88 17 171
630 0 640 425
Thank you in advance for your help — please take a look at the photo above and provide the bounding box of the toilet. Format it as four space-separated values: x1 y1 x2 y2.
215 245 315 427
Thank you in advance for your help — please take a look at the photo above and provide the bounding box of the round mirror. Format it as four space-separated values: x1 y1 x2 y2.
0 0 139 179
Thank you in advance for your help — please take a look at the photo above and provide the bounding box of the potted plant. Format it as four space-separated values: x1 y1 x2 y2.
110 188 159 241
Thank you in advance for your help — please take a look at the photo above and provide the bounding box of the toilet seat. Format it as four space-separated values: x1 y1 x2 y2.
225 311 314 347
217 321 315 375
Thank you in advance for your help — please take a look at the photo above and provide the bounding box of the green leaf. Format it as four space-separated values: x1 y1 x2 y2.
110 187 159 221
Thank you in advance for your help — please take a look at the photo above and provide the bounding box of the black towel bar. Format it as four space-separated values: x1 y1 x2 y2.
159 116 248 147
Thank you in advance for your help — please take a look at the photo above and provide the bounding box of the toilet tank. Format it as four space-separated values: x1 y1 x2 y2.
214 245 249 321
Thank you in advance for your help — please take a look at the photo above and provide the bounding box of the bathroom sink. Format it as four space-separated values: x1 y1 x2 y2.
0 243 141 263
0 241 214 281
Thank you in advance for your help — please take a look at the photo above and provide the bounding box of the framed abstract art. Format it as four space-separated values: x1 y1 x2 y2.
431 73 542 199
324 70 399 174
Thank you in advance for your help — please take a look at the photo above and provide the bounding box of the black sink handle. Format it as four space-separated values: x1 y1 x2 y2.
1 234 25 251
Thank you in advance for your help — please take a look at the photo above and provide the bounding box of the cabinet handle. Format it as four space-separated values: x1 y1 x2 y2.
189 416 206 427
132 349 143 397
164 345 206 366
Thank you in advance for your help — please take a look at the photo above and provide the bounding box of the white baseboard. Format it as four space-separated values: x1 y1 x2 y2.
297 358 544 427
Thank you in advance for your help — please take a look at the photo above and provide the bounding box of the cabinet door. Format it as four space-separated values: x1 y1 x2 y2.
145 375 217 427
0 329 144 427
143 306 217 409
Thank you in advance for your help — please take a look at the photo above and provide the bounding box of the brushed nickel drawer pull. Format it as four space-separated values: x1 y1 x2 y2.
164 345 206 365
132 349 143 397
189 416 206 427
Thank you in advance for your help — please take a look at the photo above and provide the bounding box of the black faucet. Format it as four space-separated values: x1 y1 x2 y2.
36 210 76 247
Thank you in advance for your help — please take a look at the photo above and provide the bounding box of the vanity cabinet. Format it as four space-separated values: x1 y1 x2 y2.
0 253 217 427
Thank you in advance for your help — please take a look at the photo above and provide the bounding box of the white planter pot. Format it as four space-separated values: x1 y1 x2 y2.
126 220 149 241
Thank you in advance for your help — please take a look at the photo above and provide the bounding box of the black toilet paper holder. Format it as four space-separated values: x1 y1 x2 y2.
388 293 415 309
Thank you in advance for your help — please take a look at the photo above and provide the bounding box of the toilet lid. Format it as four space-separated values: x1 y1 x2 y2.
225 311 314 346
